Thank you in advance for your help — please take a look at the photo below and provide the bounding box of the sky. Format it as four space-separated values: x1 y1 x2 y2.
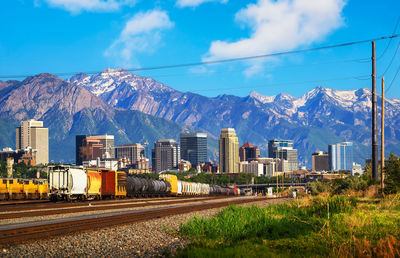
0 0 400 99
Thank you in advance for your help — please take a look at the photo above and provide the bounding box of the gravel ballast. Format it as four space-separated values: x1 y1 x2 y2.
1 198 288 257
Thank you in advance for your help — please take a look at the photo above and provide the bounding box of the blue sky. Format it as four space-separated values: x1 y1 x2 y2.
1 0 399 99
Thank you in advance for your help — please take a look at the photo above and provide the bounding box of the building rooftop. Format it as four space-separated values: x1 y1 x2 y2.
241 141 256 148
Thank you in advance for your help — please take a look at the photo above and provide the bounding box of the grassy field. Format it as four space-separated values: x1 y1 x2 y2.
175 195 400 257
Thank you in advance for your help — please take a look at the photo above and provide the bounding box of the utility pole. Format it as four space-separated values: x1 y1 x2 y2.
372 41 379 181
381 77 385 191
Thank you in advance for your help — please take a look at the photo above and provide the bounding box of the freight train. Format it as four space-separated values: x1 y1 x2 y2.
0 165 241 201
0 178 48 200
48 166 240 201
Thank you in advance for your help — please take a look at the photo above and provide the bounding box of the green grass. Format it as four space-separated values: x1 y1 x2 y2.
175 195 400 257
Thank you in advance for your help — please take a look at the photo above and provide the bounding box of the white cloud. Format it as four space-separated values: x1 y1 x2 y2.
176 0 227 8
105 10 174 66
203 0 346 76
40 0 136 13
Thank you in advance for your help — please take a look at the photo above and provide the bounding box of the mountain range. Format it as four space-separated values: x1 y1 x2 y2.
1 68 399 167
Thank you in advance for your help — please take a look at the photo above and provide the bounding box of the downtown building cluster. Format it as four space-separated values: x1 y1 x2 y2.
0 119 362 177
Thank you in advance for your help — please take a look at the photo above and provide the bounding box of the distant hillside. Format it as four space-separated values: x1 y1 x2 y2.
0 74 194 163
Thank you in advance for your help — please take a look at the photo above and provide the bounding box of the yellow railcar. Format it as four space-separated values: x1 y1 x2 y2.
87 169 102 200
159 174 178 196
115 171 127 198
0 179 9 200
8 179 24 199
35 179 48 199
23 179 39 199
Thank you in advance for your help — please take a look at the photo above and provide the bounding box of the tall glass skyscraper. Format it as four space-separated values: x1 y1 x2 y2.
268 139 298 172
328 142 353 171
180 133 207 165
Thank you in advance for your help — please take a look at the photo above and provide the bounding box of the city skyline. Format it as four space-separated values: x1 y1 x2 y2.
2 119 359 172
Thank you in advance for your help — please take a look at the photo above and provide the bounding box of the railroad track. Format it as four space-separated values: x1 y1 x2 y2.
0 200 50 206
0 196 231 219
0 196 188 212
0 196 287 247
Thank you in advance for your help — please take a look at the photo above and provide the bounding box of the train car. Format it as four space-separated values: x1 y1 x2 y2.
201 183 210 196
8 179 24 199
181 181 189 195
35 179 48 199
48 166 88 201
87 169 102 200
100 170 126 199
23 179 39 199
159 174 179 196
126 176 141 197
0 178 9 200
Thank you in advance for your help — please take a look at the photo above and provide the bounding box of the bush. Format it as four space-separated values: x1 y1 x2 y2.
307 180 332 195
176 196 400 257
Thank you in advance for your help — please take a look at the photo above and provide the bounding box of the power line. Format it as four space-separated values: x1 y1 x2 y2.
379 37 400 77
386 63 400 93
1 34 399 79
377 16 400 60
141 57 370 79
192 75 370 93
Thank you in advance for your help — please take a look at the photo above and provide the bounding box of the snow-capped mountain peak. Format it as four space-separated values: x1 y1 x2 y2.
69 68 174 96
249 91 275 104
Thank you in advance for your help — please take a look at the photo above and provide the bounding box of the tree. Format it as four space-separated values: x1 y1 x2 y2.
384 152 400 194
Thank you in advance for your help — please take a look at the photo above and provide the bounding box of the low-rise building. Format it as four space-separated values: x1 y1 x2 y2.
178 160 192 171
351 162 364 176
312 151 329 171
240 161 264 177
0 147 36 166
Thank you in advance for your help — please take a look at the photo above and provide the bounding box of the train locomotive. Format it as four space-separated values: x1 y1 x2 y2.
0 178 48 200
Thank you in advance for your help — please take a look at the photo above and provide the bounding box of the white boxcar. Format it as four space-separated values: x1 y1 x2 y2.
48 166 87 201
177 180 182 195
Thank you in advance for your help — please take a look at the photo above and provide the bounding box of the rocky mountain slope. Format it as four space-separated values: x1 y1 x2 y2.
71 68 400 166
0 74 191 163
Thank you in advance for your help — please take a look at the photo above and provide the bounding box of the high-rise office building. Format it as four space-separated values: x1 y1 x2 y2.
312 151 329 171
239 142 260 162
328 142 353 171
115 143 144 164
180 132 207 165
152 139 180 173
89 135 114 158
268 139 298 172
219 128 239 173
16 119 48 164
268 139 293 157
75 135 86 165
75 134 115 165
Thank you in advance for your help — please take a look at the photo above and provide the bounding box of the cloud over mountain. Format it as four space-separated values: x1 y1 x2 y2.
176 0 228 8
105 9 174 66
203 0 346 76
38 0 137 14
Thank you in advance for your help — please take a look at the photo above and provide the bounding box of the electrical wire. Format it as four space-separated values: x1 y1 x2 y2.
0 34 399 79
377 16 400 60
140 57 370 80
386 63 400 93
192 75 370 93
379 38 400 78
